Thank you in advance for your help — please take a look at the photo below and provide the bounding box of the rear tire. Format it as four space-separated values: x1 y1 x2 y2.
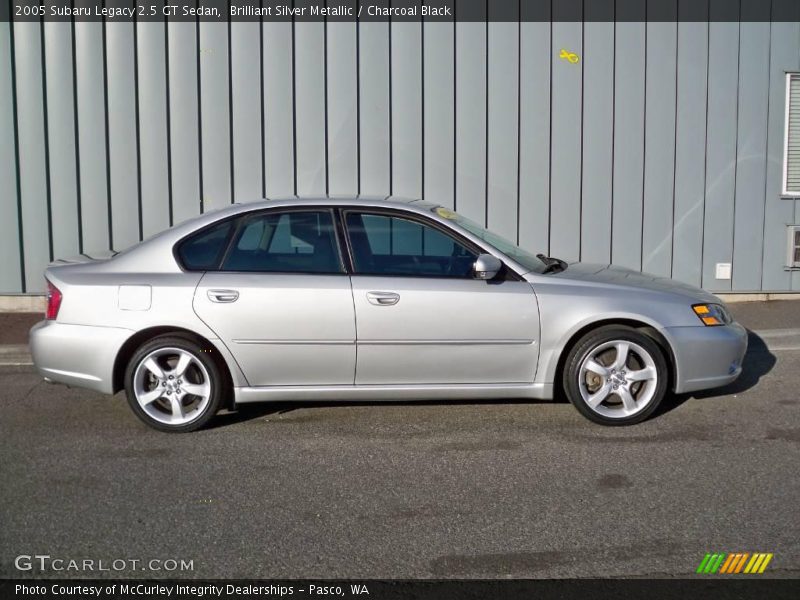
124 334 224 432
562 326 668 426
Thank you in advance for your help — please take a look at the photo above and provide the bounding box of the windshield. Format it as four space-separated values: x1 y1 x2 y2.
431 207 547 274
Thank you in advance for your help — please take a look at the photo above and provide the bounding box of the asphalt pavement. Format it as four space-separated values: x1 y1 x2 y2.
1 302 799 579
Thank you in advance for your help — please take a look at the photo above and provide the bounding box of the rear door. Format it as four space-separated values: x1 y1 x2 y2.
343 210 540 385
192 209 356 386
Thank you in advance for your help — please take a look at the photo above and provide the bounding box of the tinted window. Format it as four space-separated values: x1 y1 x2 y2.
177 220 233 270
222 211 342 274
346 212 477 277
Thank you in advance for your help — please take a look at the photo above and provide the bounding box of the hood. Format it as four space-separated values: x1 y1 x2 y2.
548 262 721 304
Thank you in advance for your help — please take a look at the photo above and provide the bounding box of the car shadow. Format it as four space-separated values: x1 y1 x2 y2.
208 330 776 428
207 397 553 430
656 329 776 417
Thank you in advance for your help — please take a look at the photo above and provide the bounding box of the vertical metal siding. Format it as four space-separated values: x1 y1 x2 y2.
74 20 110 253
167 20 202 224
731 10 771 290
579 2 613 264
453 19 485 224
549 4 582 260
326 18 359 196
390 20 422 198
1 20 24 292
485 18 519 240
136 21 170 234
671 12 708 287
701 18 739 292
13 21 50 292
357 21 389 195
3 8 800 294
422 22 455 209
611 11 646 271
106 21 140 251
642 15 677 278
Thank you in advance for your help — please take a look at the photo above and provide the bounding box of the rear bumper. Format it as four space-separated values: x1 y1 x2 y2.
29 321 132 394
666 322 748 394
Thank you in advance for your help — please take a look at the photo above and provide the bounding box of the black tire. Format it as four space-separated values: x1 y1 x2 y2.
562 325 669 426
124 334 225 433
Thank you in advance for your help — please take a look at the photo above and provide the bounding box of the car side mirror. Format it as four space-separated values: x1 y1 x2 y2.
473 254 502 280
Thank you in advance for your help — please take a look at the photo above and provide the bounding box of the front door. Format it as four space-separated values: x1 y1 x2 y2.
193 209 356 386
344 210 540 385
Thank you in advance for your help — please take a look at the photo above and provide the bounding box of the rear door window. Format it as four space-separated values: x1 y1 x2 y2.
221 211 343 274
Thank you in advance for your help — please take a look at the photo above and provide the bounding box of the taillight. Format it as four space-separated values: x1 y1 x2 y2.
46 280 62 320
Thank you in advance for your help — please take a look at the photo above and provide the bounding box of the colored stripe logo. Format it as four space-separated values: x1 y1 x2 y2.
696 552 773 574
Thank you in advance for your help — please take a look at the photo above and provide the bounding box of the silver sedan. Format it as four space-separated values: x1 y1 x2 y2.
30 197 748 431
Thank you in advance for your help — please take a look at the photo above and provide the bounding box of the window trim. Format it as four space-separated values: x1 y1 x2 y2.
174 207 348 275
340 207 517 280
788 225 800 268
783 73 800 197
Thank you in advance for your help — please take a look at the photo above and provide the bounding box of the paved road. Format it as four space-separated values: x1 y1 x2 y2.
1 326 798 580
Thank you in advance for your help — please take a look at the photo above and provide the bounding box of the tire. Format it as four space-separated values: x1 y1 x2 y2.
562 325 668 426
124 334 225 432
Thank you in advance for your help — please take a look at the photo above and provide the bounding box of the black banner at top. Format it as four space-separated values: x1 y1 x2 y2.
2 0 800 23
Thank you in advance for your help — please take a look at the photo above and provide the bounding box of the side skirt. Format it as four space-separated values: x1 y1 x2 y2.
234 383 553 404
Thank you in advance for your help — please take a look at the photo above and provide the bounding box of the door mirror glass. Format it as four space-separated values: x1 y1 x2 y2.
473 254 502 280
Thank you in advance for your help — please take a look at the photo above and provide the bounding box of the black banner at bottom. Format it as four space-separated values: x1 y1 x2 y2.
2 579 799 600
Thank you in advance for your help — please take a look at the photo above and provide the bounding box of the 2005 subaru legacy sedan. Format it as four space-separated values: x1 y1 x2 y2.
30 196 747 432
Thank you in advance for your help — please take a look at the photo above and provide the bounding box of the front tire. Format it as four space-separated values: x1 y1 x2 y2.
124 335 224 432
563 326 668 426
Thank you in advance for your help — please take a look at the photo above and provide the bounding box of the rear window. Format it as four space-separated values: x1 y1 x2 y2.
177 220 233 270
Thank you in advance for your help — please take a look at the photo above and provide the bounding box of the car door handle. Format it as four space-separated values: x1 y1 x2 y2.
207 289 239 303
366 291 400 306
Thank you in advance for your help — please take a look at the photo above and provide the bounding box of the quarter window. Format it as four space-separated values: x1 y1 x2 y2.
345 212 477 277
222 211 343 274
177 219 234 271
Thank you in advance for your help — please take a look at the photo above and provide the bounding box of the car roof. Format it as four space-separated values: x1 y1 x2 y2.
234 195 439 210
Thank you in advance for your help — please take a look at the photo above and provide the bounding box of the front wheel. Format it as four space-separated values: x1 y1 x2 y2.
124 335 224 432
563 326 668 426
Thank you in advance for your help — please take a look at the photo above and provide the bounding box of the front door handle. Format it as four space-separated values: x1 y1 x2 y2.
366 291 400 306
208 289 239 303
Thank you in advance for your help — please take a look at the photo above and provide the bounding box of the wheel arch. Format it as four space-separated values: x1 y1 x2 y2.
112 326 236 409
552 318 678 397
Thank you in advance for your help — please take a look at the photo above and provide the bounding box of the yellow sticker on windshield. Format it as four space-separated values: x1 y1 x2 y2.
436 207 458 219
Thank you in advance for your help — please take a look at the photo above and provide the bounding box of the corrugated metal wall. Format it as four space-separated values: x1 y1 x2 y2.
2 5 800 293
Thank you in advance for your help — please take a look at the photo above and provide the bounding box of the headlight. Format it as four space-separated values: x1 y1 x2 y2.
692 303 732 326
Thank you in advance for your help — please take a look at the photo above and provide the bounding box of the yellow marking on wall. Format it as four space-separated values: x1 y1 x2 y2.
559 49 580 64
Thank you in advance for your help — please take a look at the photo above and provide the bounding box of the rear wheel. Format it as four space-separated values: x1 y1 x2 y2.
563 326 668 425
124 335 224 432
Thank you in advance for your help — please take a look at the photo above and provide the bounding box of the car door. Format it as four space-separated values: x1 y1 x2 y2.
343 209 540 385
192 208 356 387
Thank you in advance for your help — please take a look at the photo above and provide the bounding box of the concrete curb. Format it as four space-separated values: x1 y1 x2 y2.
0 296 45 313
2 328 800 368
0 344 32 366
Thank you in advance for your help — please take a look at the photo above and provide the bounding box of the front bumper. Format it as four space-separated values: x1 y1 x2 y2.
665 321 748 394
29 321 133 394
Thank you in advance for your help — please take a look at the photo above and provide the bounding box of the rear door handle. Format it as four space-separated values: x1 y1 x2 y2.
208 289 239 303
366 291 400 306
